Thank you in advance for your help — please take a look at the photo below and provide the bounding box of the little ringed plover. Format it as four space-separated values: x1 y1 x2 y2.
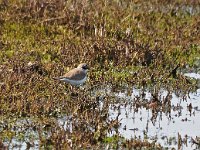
53 63 89 86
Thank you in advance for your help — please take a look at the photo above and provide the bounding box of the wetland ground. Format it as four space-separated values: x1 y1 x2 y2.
0 0 200 149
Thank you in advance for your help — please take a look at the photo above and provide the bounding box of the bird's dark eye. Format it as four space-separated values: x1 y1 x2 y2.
82 65 88 69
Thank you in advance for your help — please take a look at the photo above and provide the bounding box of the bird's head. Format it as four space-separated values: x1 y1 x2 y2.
77 63 89 72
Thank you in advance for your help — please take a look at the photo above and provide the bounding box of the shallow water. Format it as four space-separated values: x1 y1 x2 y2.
109 72 200 149
110 89 200 149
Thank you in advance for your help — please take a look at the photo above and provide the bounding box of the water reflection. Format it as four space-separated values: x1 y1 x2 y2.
109 73 200 149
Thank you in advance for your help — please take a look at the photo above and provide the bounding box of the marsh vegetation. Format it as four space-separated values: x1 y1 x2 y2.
0 0 200 149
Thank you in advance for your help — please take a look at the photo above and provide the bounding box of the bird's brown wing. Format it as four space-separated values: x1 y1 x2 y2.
62 68 86 80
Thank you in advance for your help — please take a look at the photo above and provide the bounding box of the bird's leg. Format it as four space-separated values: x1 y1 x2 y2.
70 85 75 93
70 85 73 91
70 85 79 97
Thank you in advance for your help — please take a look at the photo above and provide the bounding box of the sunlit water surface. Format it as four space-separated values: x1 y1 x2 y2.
109 72 200 149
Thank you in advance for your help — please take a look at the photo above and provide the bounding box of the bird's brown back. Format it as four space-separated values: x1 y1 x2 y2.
62 68 86 80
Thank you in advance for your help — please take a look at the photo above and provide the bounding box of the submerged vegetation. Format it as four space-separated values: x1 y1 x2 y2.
0 0 200 149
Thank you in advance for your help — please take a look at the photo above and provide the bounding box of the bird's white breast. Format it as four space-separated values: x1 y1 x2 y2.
61 76 87 86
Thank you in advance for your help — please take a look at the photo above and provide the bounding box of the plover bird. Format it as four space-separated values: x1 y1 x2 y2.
53 63 89 86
